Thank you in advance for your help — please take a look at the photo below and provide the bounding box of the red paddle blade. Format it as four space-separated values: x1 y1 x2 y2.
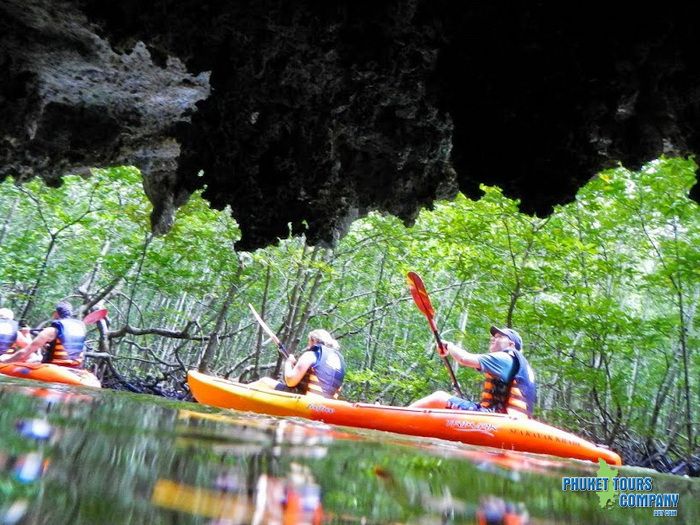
407 271 435 319
83 308 108 324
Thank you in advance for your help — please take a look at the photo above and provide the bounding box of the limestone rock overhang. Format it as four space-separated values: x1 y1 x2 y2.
2 1 698 249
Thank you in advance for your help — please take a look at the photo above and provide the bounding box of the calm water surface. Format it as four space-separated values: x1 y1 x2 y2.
0 378 697 524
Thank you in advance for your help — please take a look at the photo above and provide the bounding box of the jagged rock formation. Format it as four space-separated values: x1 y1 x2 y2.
2 1 699 249
0 0 209 234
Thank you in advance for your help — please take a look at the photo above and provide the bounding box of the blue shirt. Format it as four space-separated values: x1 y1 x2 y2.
477 351 516 382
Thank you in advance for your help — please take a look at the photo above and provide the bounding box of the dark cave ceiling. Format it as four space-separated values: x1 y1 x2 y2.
1 0 699 249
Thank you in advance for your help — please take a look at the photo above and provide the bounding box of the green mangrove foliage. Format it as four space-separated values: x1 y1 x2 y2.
0 158 697 466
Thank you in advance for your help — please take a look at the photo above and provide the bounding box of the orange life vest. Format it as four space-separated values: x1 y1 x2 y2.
480 350 536 418
43 318 86 368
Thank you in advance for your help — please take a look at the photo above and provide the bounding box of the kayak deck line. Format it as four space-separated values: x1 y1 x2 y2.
205 374 518 418
187 370 622 466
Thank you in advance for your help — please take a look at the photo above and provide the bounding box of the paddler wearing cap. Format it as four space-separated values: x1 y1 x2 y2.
1 302 87 368
409 325 537 419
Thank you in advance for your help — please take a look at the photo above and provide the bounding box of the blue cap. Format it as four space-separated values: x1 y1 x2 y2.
55 302 73 318
490 326 522 351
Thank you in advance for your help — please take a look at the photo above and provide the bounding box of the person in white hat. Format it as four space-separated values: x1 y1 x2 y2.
250 328 346 399
0 308 32 360
3 302 84 367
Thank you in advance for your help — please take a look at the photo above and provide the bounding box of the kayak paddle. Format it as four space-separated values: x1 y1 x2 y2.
406 271 464 397
25 308 108 335
248 303 289 358
83 308 108 325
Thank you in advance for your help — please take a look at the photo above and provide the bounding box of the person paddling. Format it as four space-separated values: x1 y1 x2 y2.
0 308 32 360
410 326 537 419
251 329 346 399
3 302 87 368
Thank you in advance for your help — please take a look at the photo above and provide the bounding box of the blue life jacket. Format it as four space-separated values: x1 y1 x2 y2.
0 318 18 355
297 344 346 398
44 318 86 367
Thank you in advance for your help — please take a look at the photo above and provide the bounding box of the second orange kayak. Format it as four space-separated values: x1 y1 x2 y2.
187 370 621 466
0 362 101 388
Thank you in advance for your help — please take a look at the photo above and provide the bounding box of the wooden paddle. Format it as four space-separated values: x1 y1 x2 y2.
406 271 464 397
248 303 289 358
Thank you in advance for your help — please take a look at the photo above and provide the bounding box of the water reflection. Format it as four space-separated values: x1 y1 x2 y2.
176 409 333 459
0 387 72 524
407 440 571 482
0 379 697 524
154 410 329 524
153 462 323 525
475 496 529 525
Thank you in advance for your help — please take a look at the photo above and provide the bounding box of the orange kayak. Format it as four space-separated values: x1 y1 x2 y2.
187 370 621 466
0 362 101 388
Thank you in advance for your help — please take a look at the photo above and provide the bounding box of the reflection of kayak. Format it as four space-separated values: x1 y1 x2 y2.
0 362 101 388
152 477 324 525
176 408 334 458
177 408 337 444
188 370 622 466
152 479 252 520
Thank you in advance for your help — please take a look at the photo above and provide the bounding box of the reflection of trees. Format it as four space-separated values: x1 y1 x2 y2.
151 412 329 524
2 382 697 524
0 388 63 523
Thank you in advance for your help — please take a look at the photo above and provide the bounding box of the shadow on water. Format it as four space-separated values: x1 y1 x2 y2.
0 379 697 524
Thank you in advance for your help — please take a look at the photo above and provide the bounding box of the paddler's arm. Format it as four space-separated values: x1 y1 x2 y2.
15 329 32 349
283 351 317 387
442 341 482 370
0 327 57 363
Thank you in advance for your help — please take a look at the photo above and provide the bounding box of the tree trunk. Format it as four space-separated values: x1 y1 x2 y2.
197 265 243 373
279 243 309 355
21 233 57 320
670 221 695 461
0 194 20 246
364 249 387 369
252 264 272 379
293 254 326 343
125 233 153 325
81 239 112 298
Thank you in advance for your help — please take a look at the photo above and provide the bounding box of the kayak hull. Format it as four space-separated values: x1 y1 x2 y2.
0 362 101 388
187 370 621 466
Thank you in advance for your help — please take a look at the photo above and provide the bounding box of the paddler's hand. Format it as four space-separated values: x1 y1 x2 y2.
286 354 297 367
438 341 450 358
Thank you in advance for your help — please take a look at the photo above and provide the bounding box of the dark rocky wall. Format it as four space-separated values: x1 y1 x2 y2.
1 0 698 249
